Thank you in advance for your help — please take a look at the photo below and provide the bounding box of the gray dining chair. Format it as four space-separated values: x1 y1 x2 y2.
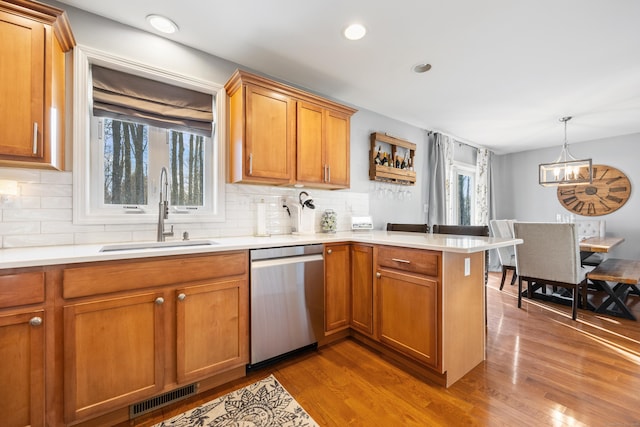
575 219 607 266
513 222 587 320
489 219 517 290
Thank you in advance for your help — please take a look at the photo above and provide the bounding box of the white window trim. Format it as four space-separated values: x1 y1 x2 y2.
449 162 476 225
72 45 226 224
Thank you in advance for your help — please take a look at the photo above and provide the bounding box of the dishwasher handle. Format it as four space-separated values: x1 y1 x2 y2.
251 254 323 269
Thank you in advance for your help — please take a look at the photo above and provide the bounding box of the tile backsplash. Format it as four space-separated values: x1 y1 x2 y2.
0 167 369 249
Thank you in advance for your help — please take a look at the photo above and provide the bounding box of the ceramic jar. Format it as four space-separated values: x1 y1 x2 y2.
321 209 337 233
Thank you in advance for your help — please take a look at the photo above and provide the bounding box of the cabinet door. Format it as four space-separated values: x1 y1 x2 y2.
63 292 165 422
244 84 295 182
0 11 45 160
0 309 45 427
351 244 374 336
176 279 248 383
377 269 438 367
324 109 350 188
324 244 350 332
296 101 325 183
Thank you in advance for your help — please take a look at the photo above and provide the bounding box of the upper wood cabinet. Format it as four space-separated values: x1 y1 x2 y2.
297 103 351 188
225 69 356 189
0 0 75 170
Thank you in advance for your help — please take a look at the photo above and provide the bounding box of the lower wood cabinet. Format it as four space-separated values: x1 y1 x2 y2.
0 308 45 427
0 271 45 427
375 246 441 369
377 269 438 367
324 244 350 333
63 291 166 422
61 252 249 424
176 279 248 383
350 244 373 336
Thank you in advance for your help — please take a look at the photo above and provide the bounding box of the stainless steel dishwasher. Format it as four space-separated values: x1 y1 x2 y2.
249 244 324 368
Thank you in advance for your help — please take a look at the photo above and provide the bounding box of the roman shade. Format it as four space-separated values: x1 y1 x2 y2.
91 65 213 136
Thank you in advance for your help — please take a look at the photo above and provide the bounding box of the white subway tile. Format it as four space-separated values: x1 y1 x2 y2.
0 221 40 235
41 196 72 209
4 233 73 248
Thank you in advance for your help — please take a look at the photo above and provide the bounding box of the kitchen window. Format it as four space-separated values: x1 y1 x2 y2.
72 47 225 224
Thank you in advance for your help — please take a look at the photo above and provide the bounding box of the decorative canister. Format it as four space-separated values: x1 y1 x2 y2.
320 209 337 233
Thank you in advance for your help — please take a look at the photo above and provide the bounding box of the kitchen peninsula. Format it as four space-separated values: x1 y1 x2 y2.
0 231 520 426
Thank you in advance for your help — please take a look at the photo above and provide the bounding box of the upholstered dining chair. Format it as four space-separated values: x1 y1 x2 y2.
386 223 429 233
513 222 587 321
575 220 606 266
489 219 518 290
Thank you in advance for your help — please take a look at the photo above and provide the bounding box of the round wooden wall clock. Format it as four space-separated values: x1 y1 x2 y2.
557 164 631 216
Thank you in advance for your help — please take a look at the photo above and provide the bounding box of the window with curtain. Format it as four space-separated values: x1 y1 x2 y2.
73 47 225 224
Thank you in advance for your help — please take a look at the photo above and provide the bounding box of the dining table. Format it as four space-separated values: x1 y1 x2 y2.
579 236 625 262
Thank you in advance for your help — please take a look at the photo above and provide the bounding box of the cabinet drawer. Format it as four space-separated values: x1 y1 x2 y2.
63 251 248 299
377 246 439 277
0 272 45 309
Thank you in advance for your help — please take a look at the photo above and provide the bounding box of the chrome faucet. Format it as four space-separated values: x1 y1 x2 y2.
157 167 174 242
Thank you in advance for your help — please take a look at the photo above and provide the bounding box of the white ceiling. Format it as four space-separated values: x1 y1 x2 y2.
56 0 640 154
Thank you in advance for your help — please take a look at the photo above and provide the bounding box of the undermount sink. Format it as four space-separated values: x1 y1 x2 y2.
99 240 218 252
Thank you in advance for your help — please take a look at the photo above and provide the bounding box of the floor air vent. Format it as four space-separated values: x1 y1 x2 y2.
130 383 198 418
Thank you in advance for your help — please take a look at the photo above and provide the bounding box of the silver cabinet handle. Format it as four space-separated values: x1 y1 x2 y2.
177 293 186 301
327 249 332 254
376 272 381 279
327 165 331 182
155 297 165 305
324 165 328 182
249 153 253 175
392 258 411 264
33 122 38 154
29 316 43 326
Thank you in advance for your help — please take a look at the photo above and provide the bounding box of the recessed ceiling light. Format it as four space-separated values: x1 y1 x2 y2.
146 14 178 34
344 23 366 41
412 63 432 73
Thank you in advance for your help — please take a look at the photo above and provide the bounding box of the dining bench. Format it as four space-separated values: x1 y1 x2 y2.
586 258 640 320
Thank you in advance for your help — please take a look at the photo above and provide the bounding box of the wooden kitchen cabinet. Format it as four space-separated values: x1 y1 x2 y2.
0 271 46 427
375 246 441 368
350 244 374 336
296 102 351 189
225 69 356 188
226 77 295 184
61 251 249 424
324 244 350 333
0 0 74 169
63 291 165 422
176 278 248 383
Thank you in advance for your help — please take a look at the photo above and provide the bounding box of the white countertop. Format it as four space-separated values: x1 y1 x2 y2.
0 231 522 269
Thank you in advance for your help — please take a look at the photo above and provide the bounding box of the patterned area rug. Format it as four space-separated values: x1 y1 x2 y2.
154 375 319 427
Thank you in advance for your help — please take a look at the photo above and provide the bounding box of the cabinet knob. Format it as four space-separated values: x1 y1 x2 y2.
327 249 332 254
155 297 165 305
177 293 186 301
376 272 381 279
29 316 43 326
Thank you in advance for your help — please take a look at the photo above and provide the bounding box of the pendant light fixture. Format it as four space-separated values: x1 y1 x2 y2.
538 116 592 186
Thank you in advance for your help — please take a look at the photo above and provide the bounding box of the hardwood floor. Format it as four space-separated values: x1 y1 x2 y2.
123 272 640 426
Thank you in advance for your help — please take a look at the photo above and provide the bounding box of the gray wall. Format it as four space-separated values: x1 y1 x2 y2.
493 132 640 259
52 2 429 231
